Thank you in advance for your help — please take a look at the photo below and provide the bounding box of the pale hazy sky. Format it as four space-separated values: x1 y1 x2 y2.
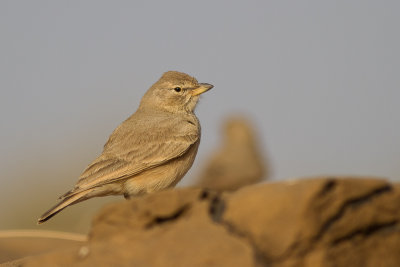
1 1 399 231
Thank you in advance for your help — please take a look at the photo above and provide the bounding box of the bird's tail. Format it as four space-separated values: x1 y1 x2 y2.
37 190 90 224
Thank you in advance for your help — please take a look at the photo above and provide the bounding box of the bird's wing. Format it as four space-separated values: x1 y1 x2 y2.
60 114 199 198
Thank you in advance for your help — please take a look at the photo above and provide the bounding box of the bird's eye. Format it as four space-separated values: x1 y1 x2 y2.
174 87 182 92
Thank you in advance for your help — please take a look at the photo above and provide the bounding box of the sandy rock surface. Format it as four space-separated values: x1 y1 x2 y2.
4 177 400 267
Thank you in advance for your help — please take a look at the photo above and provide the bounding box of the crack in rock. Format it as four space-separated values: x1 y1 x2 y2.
198 189 226 223
272 183 394 264
315 184 392 241
203 190 270 267
317 179 337 197
198 189 211 200
209 195 226 222
331 220 398 245
145 204 189 229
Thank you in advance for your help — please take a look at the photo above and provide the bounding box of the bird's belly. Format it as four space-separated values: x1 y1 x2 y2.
123 141 199 196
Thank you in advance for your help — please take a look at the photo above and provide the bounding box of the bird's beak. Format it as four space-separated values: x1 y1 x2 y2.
191 83 214 96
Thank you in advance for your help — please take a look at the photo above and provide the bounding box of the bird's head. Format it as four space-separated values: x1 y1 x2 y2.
139 71 213 113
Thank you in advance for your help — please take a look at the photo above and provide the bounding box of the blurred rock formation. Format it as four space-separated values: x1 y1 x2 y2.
5 176 400 267
194 116 268 191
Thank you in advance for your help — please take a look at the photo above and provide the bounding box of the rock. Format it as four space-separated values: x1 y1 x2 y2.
222 177 400 266
194 116 268 191
0 231 85 263
6 177 400 266
11 189 256 267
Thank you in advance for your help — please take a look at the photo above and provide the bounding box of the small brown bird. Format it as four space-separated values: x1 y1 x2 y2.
195 116 267 191
38 71 213 223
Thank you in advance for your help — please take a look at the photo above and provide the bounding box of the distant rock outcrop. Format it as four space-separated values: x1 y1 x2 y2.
194 116 268 191
5 177 400 266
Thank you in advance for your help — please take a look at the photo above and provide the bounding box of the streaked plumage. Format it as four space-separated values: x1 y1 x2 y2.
38 71 213 223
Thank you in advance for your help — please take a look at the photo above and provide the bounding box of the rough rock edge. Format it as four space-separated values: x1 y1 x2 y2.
5 178 400 267
81 181 400 266
315 182 393 241
139 189 268 266
197 189 270 266
205 179 400 266
273 180 399 264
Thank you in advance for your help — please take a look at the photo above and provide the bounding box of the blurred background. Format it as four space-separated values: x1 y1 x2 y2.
1 1 399 234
